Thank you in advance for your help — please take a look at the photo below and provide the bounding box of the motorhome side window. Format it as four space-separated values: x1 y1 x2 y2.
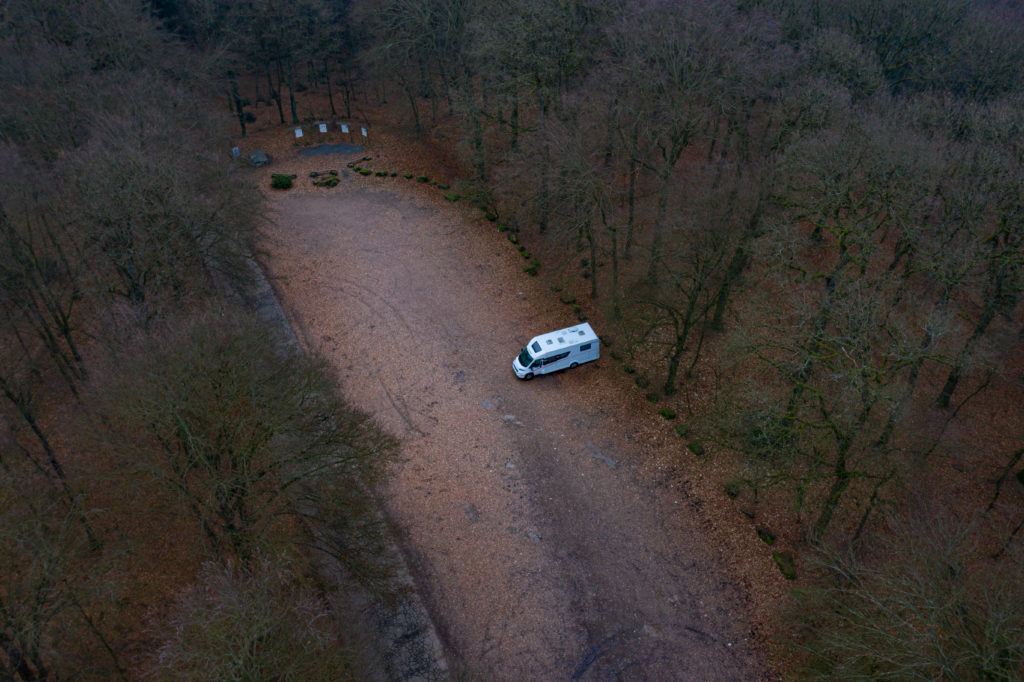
580 343 591 351
542 352 570 366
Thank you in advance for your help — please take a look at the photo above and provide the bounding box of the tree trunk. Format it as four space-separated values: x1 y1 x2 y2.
324 58 336 116
936 277 1002 408
625 125 639 259
403 81 422 136
271 60 285 124
646 168 672 286
228 72 246 137
286 55 299 125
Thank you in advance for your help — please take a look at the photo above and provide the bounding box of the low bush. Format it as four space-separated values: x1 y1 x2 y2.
270 174 292 190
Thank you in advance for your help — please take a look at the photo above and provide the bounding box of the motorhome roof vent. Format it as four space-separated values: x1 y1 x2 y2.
578 330 585 336
546 339 553 345
557 336 565 344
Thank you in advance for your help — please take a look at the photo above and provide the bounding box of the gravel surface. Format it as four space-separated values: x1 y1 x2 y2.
261 177 771 680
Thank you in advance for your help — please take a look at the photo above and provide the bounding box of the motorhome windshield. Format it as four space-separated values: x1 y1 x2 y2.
517 347 533 366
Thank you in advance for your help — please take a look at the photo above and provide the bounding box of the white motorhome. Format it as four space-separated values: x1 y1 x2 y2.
513 322 599 379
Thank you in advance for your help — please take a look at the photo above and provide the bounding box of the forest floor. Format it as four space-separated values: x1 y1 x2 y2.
245 119 790 679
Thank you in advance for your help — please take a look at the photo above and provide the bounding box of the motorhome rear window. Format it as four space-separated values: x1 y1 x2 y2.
531 341 541 352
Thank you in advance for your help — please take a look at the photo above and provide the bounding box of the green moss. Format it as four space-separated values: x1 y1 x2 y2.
773 551 796 580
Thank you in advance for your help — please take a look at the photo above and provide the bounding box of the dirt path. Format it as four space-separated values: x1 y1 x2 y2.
262 179 769 680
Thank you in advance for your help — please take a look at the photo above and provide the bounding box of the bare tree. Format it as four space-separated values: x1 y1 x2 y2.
92 309 394 561
793 505 1024 680
147 556 355 680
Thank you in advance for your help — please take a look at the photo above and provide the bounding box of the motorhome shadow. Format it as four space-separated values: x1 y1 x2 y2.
512 323 599 380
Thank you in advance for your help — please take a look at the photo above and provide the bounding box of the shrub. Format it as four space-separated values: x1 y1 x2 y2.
417 175 429 183
674 423 690 437
523 266 538 276
375 170 387 177
689 441 705 456
497 223 508 232
507 234 518 244
645 392 660 403
572 304 581 314
404 173 413 179
270 174 292 190
659 408 676 420
437 183 450 190
756 526 775 545
560 293 576 304
358 169 371 176
444 193 461 202
624 365 635 374
724 480 740 498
